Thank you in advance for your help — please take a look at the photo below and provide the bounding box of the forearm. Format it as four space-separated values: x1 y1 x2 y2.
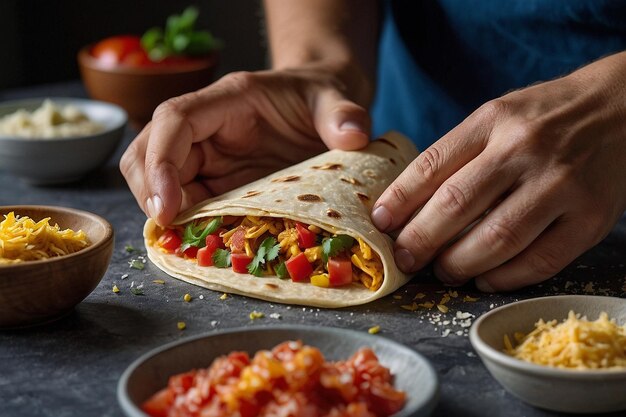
263 0 380 105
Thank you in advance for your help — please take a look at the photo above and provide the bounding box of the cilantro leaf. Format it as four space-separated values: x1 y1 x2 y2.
212 248 231 268
275 262 288 279
128 259 145 270
125 244 138 253
180 217 222 252
322 234 355 263
247 237 280 277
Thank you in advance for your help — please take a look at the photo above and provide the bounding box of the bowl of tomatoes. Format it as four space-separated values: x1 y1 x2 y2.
78 7 220 128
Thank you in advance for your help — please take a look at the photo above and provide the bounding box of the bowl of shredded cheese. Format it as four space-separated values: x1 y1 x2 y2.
469 295 626 413
0 97 126 184
0 205 114 328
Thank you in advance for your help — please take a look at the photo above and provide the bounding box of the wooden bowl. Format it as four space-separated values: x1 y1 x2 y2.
77 45 217 129
0 206 114 328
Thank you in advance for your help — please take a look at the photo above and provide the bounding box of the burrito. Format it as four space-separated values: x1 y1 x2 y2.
144 131 419 307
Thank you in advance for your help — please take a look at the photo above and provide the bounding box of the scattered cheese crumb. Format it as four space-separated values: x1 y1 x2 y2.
269 313 282 319
249 311 264 320
112 285 120 293
220 293 228 300
368 325 381 334
199 294 204 300
177 321 186 330
121 273 129 280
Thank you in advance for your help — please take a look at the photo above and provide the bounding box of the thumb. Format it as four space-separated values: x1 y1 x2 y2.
313 89 371 150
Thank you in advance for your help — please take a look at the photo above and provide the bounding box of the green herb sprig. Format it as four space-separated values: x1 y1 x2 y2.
141 6 222 62
248 237 281 277
180 217 222 252
321 234 355 264
212 248 231 268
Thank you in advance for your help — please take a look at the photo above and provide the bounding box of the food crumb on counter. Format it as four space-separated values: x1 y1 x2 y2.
249 311 264 320
112 284 120 293
152 279 165 285
269 313 282 320
199 294 204 300
210 320 218 326
183 293 192 302
220 293 228 300
120 273 129 280
177 321 186 330
368 325 381 334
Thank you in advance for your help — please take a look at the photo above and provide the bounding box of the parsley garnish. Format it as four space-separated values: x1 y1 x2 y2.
180 217 222 252
322 234 355 263
212 248 231 268
275 261 288 279
125 244 139 253
248 237 281 277
128 259 145 270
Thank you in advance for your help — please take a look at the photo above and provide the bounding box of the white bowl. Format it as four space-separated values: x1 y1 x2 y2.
469 295 626 414
0 97 127 184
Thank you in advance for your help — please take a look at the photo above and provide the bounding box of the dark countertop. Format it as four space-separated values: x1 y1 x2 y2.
1 82 625 417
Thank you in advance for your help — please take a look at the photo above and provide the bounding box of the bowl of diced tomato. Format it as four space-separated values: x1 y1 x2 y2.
78 7 220 128
118 326 440 417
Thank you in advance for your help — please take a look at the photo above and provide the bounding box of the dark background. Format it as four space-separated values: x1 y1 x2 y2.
0 0 268 90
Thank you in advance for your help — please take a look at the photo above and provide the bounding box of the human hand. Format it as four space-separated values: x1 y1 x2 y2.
120 63 371 226
372 52 626 292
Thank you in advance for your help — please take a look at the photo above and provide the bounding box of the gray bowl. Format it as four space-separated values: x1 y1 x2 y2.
469 295 626 414
0 97 127 184
118 325 439 417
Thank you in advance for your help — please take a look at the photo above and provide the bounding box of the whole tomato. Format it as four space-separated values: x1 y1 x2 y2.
91 35 150 67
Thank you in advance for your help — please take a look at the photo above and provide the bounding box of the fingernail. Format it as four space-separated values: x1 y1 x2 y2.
146 195 163 220
371 205 392 231
394 248 415 273
475 278 494 293
339 120 364 132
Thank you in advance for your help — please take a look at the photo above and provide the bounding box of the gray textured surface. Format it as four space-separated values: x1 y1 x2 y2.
1 82 625 417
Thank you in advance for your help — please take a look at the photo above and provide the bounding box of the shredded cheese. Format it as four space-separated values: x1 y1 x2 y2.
505 310 626 370
0 211 90 264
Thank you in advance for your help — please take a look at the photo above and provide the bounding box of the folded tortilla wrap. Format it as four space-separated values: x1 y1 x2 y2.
144 131 419 307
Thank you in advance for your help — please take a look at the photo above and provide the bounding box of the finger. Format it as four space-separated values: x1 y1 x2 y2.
144 78 253 225
433 180 563 285
393 149 520 273
371 107 495 233
312 88 370 150
119 123 151 215
473 216 592 292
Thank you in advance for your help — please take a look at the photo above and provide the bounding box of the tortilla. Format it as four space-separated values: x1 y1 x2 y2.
144 131 419 307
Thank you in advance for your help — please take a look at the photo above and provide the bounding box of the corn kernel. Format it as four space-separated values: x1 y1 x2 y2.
183 293 192 302
177 321 186 330
368 325 381 334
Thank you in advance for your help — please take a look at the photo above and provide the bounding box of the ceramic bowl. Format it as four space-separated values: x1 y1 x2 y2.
0 205 114 328
469 295 626 413
78 46 217 128
0 97 126 185
118 325 440 417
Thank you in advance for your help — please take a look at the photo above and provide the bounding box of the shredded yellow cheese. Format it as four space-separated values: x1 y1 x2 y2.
0 211 90 264
505 310 626 370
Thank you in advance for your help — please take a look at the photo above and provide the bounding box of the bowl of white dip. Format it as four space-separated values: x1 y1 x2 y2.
0 97 127 184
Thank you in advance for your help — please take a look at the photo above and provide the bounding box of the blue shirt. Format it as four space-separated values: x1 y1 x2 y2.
372 0 626 150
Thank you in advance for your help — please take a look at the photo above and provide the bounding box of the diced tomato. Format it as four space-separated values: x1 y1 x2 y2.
230 228 246 253
285 253 313 283
231 252 253 273
206 234 226 250
296 222 317 249
196 246 213 266
197 235 225 266
141 388 174 417
328 256 353 287
157 229 182 253
183 246 198 258
169 371 195 394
